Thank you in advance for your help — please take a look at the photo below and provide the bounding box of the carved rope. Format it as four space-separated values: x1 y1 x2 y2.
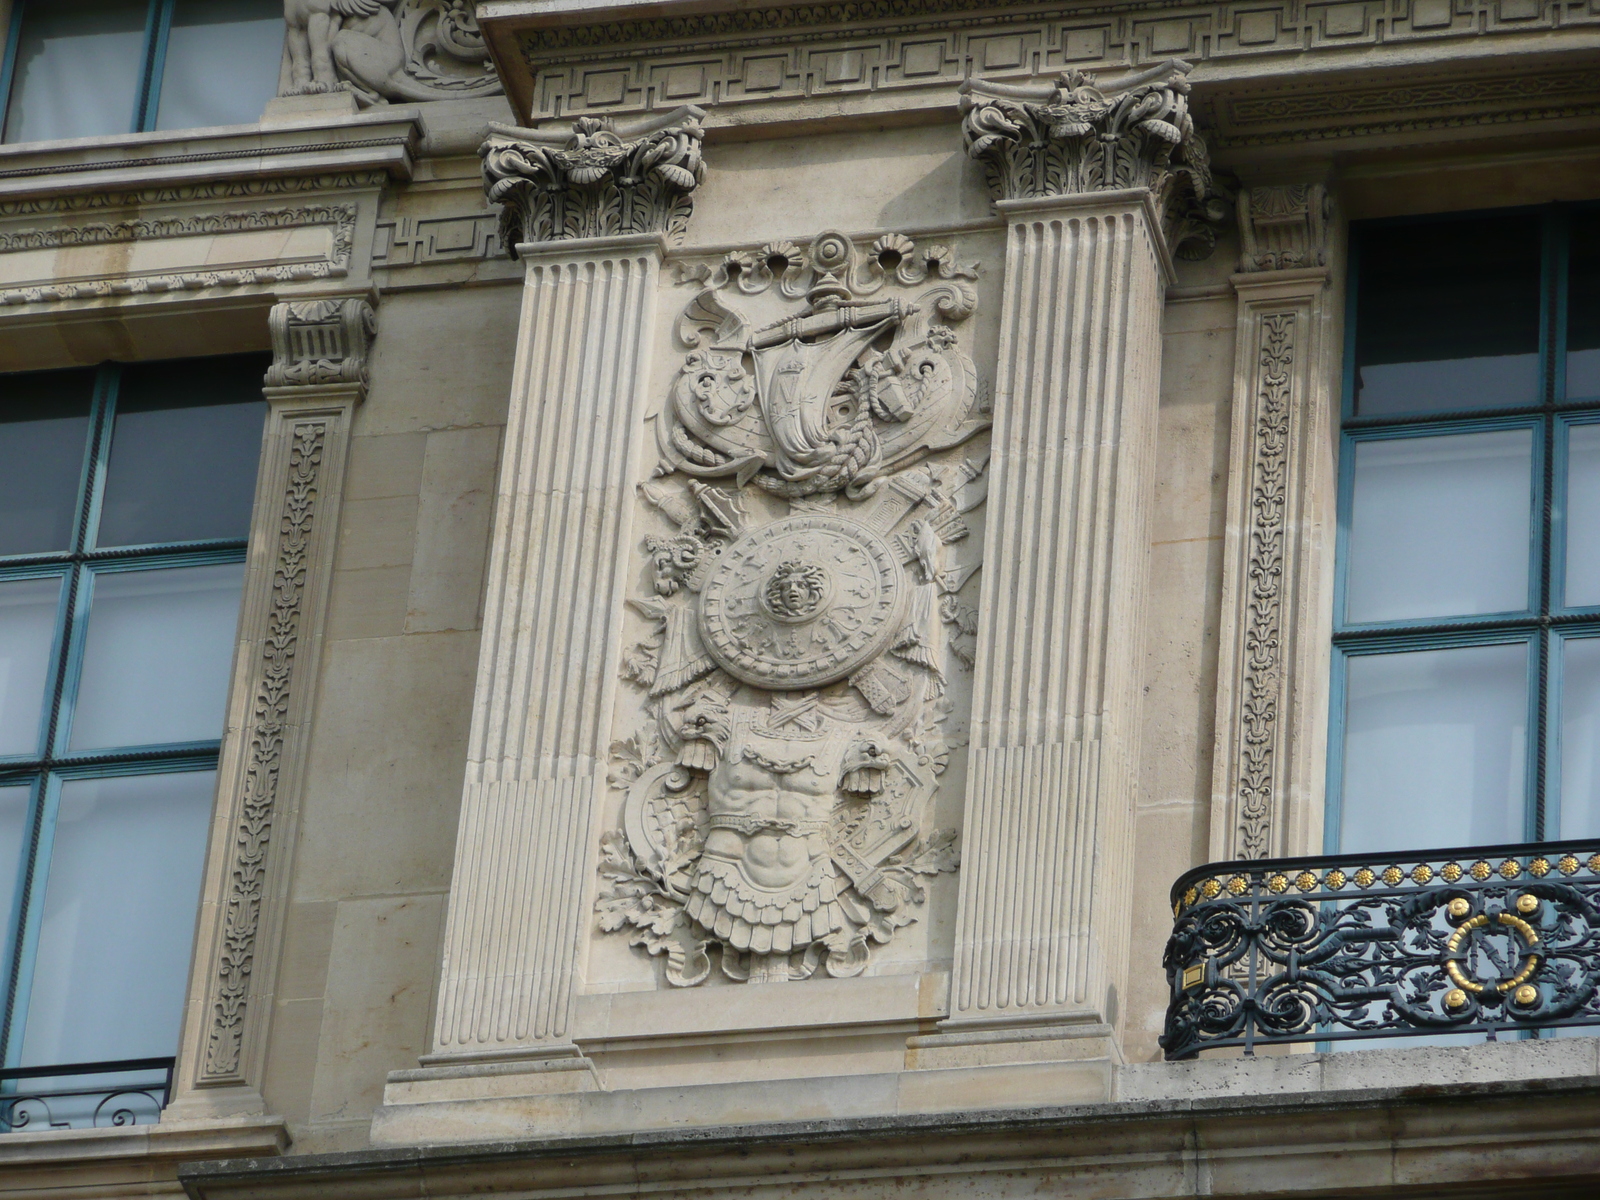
205 422 324 1077
1236 313 1295 859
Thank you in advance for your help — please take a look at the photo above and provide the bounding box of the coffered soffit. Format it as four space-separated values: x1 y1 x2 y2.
478 0 1600 155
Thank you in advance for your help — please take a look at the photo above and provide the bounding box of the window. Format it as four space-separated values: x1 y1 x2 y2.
0 0 282 144
0 355 265 1129
1330 208 1600 856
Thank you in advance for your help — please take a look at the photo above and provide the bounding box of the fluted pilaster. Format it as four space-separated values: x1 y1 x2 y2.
945 63 1209 1035
431 237 663 1059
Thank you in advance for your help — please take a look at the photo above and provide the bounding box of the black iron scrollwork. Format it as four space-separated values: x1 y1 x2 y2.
1161 842 1600 1059
0 1057 173 1133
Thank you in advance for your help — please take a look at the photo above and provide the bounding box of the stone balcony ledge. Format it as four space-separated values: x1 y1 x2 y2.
180 1041 1600 1200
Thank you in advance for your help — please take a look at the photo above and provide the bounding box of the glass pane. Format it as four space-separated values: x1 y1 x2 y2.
1565 423 1600 608
155 0 283 131
0 784 31 938
0 369 95 556
68 563 243 751
0 576 63 756
97 357 267 547
2 0 149 144
1570 217 1600 401
1345 429 1533 623
19 771 213 1066
1354 218 1542 416
1559 636 1600 840
1340 643 1528 855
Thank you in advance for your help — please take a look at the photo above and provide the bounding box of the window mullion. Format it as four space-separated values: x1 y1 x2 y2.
0 773 60 1070
133 0 175 134
0 1 24 141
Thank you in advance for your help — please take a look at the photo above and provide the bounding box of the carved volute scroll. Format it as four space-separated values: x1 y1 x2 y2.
279 0 503 104
959 59 1227 260
481 107 706 250
265 297 378 389
596 231 987 986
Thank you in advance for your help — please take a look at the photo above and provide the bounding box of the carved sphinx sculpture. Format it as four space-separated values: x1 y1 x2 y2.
280 0 502 105
598 231 989 986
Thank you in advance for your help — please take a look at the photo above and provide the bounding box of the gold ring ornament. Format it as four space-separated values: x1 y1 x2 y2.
1442 904 1542 999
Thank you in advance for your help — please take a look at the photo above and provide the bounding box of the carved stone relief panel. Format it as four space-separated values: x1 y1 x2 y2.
593 229 1001 988
279 0 502 104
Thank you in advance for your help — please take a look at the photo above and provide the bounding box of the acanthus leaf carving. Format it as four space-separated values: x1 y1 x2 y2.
599 231 987 985
480 108 706 249
280 0 502 104
959 58 1228 261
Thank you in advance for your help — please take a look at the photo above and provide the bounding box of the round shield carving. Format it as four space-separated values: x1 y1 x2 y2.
699 514 905 689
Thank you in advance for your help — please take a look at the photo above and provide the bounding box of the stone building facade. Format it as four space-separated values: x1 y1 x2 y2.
0 1 1598 1198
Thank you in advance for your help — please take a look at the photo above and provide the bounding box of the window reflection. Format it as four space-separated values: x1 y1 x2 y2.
0 370 95 557
19 772 214 1068
1354 218 1542 416
1341 643 1529 854
69 564 244 751
99 358 266 548
2 0 147 144
1346 429 1533 623
1569 220 1600 401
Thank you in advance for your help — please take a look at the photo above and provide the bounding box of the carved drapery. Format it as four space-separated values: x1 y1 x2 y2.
169 299 372 1114
1210 185 1339 863
959 59 1226 260
481 107 706 250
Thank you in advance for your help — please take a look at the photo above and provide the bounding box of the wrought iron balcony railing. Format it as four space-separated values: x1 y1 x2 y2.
0 1057 174 1132
1161 841 1600 1059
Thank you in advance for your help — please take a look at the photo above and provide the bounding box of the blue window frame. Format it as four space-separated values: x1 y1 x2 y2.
0 355 266 1130
0 0 282 145
1329 205 1600 857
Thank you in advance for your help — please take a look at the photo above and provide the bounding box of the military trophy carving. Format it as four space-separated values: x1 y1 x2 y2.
599 232 988 986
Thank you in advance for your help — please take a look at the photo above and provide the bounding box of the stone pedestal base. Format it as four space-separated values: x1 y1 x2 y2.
370 1049 1113 1145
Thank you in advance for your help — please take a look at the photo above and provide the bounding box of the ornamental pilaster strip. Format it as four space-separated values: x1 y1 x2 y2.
1209 184 1340 863
947 192 1167 1029
430 234 666 1058
170 304 372 1112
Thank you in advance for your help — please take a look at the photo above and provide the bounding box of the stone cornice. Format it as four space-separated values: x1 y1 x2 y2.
478 0 1600 142
0 110 421 206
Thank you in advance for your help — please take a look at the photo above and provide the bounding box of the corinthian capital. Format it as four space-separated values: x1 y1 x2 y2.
960 59 1226 260
481 106 707 252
